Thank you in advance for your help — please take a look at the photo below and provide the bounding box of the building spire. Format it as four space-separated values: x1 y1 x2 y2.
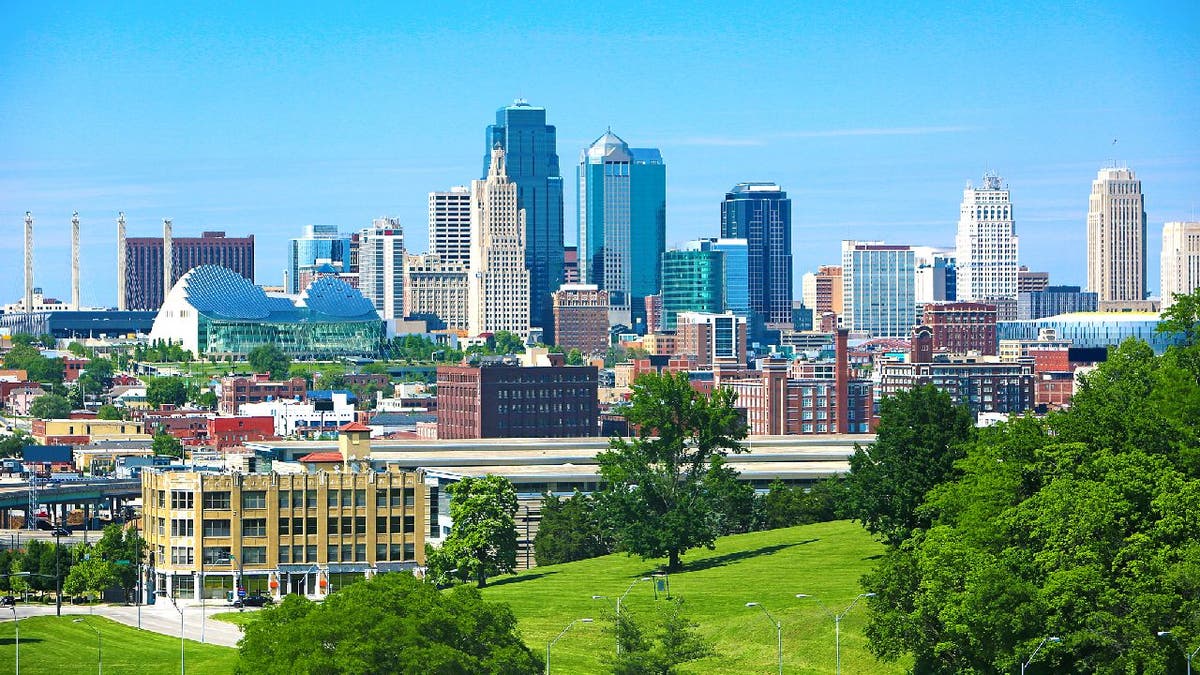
488 143 507 180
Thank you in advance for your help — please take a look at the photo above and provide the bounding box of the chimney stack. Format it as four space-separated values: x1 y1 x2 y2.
117 212 127 311
163 218 173 301
835 328 849 434
23 212 33 312
71 211 81 310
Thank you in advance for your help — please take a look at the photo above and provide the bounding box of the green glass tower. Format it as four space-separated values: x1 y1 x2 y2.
660 249 725 331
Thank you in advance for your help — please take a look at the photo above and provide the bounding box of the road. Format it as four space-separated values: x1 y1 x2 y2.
1 599 257 648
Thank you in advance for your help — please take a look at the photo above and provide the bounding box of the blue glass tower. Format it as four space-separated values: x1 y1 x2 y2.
485 100 564 342
720 183 793 338
287 224 352 294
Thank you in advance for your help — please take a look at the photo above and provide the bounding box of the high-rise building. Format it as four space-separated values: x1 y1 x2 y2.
577 130 666 330
485 100 564 342
1161 221 1200 308
841 241 916 338
660 248 725 332
921 302 998 355
124 231 254 311
468 146 531 337
563 245 579 284
721 183 792 336
287 225 352 294
358 218 405 320
402 253 468 330
1017 266 1050 293
436 363 598 439
685 238 749 317
428 187 472 265
914 248 956 304
1087 167 1147 303
675 312 747 368
955 173 1018 305
811 265 845 316
552 284 610 355
1017 285 1098 319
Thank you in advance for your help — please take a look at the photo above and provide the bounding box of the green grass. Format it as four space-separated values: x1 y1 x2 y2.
482 520 909 674
211 611 258 627
0 615 237 674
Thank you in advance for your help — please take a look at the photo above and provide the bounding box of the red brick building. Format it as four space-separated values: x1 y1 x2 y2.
207 416 277 450
921 302 997 356
218 374 307 415
552 285 610 355
436 364 599 439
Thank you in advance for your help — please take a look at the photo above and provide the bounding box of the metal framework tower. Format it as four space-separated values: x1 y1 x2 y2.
162 218 173 301
117 212 127 311
24 211 34 312
71 211 81 309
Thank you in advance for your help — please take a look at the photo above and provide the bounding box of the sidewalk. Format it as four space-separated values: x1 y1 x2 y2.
2 599 256 648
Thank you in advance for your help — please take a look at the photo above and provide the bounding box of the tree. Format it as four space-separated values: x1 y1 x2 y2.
96 404 123 420
0 430 34 458
565 348 584 365
608 599 713 675
596 371 748 571
29 393 72 419
844 384 973 546
93 523 144 600
247 343 291 379
534 491 611 566
3 344 65 384
432 475 519 587
760 477 846 530
153 430 184 458
194 391 218 409
235 571 541 674
491 331 525 355
1159 289 1200 345
145 376 187 407
63 553 116 600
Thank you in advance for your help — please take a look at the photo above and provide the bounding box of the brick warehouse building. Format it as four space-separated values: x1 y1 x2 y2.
436 362 599 439
921 302 998 355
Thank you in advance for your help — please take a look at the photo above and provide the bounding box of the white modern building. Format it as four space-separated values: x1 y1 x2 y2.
428 187 472 265
955 173 1018 307
914 246 956 305
467 146 531 336
1161 221 1200 309
841 241 916 339
1087 167 1147 303
359 218 405 320
238 393 356 436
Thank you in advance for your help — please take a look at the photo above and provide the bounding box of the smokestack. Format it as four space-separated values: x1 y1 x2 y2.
23 212 33 312
117 212 127 311
835 328 849 434
71 211 81 310
163 218 173 301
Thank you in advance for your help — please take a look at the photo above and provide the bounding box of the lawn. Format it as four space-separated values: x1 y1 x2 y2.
481 520 909 674
0 615 238 675
212 611 259 627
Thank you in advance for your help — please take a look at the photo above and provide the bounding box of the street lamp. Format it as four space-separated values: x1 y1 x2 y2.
54 529 63 616
1020 636 1060 675
745 603 783 675
168 592 185 675
3 569 31 675
591 576 651 655
545 618 593 675
73 617 102 675
1158 630 1200 675
796 592 876 675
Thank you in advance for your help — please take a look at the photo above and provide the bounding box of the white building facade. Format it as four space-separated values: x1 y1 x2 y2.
238 393 356 436
1087 167 1147 303
1162 221 1200 308
955 173 1018 306
359 219 406 320
467 146 531 337
428 187 472 265
402 253 468 330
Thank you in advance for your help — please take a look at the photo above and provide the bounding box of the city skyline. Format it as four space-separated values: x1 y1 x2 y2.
1 3 1197 307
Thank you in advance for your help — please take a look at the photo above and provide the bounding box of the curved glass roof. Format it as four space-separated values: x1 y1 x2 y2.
300 276 378 318
177 265 378 322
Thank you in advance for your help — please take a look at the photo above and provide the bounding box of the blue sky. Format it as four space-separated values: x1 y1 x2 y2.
1 1 1197 308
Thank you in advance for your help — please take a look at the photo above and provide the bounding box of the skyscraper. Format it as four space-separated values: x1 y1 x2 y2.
955 173 1018 306
287 224 352 294
124 231 254 311
577 130 666 330
660 248 725 331
468 146 530 337
721 183 792 337
684 238 748 317
402 253 468 330
1087 167 1147 303
485 100 563 341
428 187 472 265
842 241 916 338
914 248 956 304
358 218 405 320
1161 221 1200 308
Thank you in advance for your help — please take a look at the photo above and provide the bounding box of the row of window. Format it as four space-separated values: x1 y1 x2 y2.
163 515 417 538
158 488 417 512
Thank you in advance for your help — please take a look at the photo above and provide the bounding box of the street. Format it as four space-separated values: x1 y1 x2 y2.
1 599 256 648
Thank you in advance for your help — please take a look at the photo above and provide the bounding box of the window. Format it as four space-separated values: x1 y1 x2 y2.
279 518 290 535
157 517 165 537
328 490 339 507
306 517 317 534
376 543 388 560
292 490 303 508
170 546 193 565
242 547 267 564
306 545 317 562
171 491 194 509
306 490 317 508
355 516 366 533
203 492 230 510
355 490 366 507
341 543 352 561
342 516 353 534
279 547 290 563
171 519 194 537
376 490 388 508
242 491 266 509
341 490 352 508
390 543 402 560
404 515 415 533
327 546 339 562
404 488 415 507
376 516 387 533
201 546 230 565
390 515 402 532
390 489 402 508
403 543 415 559
157 491 165 508
278 492 291 509
328 517 339 535
203 519 231 537
242 519 267 537
292 545 304 562
355 543 365 561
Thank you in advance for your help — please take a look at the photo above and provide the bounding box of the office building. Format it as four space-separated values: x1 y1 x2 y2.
217 374 308 415
660 248 725 331
955 173 1018 307
921 302 998 355
358 218 405 321
675 312 747 368
802 265 845 317
428 187 472 265
401 253 468 331
485 100 564 342
914 248 956 304
552 284 610 355
1018 266 1050 293
563 245 579 284
287 225 352 294
468 146 531 336
721 183 792 336
1161 221 1200 308
880 347 1035 417
436 362 599 439
577 130 666 330
1017 286 1098 320
125 231 254 311
841 241 916 338
686 238 749 317
1087 167 1147 304
998 312 1187 354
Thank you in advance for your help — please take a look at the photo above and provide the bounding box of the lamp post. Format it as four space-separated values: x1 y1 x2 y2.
592 576 651 655
1020 636 1060 675
73 617 102 675
7 600 20 675
54 529 63 616
796 592 876 675
1158 631 1200 675
168 592 185 675
745 603 783 675
545 618 593 675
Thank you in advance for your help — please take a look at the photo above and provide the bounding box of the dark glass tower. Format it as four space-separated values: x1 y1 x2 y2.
720 183 792 339
485 100 565 342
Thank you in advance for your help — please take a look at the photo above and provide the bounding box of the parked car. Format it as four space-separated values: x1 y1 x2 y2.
51 527 71 537
232 594 273 608
0 595 19 606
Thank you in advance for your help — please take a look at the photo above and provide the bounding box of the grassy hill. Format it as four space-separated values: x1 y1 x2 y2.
482 519 910 674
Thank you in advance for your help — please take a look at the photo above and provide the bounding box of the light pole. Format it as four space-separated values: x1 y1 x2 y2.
54 529 63 616
8 603 18 675
592 576 651 655
745 603 783 675
1020 636 1060 675
545 618 593 675
168 592 185 675
1158 630 1200 675
73 617 102 675
796 592 876 675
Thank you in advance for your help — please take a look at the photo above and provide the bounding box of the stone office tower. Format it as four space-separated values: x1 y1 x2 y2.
468 146 531 337
1087 167 1147 303
956 173 1018 307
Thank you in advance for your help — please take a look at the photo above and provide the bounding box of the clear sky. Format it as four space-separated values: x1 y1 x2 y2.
1 1 1197 308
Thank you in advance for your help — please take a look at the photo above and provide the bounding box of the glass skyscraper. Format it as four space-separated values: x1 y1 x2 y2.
577 129 666 331
660 249 725 331
485 100 564 342
287 224 352 294
685 238 749 317
841 241 916 338
720 183 792 338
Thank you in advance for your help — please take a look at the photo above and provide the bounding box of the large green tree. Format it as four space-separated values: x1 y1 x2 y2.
845 384 973 546
94 523 145 599
433 475 519 587
596 371 748 571
29 393 72 419
534 491 611 566
236 571 540 674
152 430 184 458
247 343 291 379
3 344 65 384
0 430 35 458
608 598 714 675
145 376 187 407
